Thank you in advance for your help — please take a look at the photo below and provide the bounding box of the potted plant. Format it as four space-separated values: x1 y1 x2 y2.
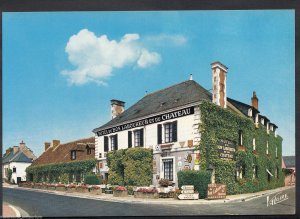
47 184 56 190
113 186 128 197
134 187 159 199
66 184 77 192
89 185 102 195
56 183 66 192
77 184 89 193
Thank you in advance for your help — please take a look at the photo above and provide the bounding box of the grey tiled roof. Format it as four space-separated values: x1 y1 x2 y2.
2 152 16 164
283 156 295 168
227 97 260 116
93 80 211 132
10 151 32 163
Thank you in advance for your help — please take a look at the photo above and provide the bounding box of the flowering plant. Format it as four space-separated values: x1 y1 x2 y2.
77 184 88 189
158 179 170 187
91 185 100 190
137 188 158 193
115 186 127 191
47 184 56 187
56 184 65 187
67 184 76 188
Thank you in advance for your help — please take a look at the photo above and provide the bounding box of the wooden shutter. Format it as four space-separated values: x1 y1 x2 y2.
140 128 144 147
128 131 132 148
104 136 108 152
115 134 118 150
157 124 162 144
172 121 177 142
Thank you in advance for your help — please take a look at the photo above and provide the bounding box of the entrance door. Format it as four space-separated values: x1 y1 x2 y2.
163 159 173 181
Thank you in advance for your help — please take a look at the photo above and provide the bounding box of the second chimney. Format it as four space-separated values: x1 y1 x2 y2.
52 140 60 148
251 91 258 110
111 99 125 119
211 61 228 108
44 142 51 151
13 146 19 154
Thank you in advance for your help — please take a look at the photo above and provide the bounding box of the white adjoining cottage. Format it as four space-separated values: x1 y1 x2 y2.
2 141 36 183
93 61 278 187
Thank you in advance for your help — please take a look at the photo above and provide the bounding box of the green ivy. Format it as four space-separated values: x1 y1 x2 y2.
197 101 284 194
107 148 153 186
26 159 97 183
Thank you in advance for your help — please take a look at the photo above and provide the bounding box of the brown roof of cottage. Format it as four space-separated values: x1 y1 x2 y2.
31 137 95 166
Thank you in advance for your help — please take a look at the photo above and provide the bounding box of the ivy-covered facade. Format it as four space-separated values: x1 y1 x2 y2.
198 101 283 194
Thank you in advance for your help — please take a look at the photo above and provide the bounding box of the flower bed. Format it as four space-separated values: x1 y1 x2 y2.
47 184 56 190
66 184 77 192
113 186 128 197
76 185 89 193
134 188 159 199
56 184 66 192
89 185 102 195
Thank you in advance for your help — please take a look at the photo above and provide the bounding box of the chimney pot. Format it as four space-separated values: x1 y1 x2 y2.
19 140 26 149
189 74 193 80
111 99 125 119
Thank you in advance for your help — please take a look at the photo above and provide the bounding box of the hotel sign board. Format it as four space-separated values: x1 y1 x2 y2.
217 139 236 160
97 106 194 136
207 184 226 200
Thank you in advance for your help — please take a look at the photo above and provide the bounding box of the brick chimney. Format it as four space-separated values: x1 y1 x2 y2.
44 142 51 151
52 140 60 148
251 91 258 110
211 61 228 108
19 140 26 149
13 146 19 154
111 99 125 119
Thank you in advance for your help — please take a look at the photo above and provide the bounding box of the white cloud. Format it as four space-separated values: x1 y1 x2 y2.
61 29 161 85
145 34 188 46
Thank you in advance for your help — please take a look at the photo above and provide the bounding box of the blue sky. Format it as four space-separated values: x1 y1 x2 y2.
3 10 295 157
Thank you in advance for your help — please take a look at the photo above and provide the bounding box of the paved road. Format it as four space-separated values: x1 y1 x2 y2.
3 187 295 217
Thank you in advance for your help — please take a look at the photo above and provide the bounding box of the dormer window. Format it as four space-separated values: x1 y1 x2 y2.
71 150 76 160
248 108 252 117
87 147 92 155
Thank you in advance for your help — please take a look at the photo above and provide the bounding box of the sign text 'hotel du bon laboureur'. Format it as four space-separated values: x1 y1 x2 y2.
97 106 194 136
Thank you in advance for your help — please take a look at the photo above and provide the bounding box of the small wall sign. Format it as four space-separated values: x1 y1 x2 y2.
178 185 199 200
217 139 236 160
207 184 227 200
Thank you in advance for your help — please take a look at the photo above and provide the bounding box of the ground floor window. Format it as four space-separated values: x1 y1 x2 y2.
13 167 16 173
163 159 173 181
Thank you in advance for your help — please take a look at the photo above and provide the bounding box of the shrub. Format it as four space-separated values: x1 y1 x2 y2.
60 173 69 184
177 170 211 199
126 186 134 195
158 178 170 187
84 174 100 185
6 169 12 182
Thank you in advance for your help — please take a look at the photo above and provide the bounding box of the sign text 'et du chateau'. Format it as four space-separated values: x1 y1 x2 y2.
97 106 194 136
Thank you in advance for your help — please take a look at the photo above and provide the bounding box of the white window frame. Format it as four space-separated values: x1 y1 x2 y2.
266 141 269 155
248 108 252 117
253 138 256 150
160 156 175 182
134 129 142 147
110 135 115 151
71 150 76 160
164 123 173 143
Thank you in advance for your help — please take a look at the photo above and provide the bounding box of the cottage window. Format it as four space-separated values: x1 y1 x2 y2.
134 129 144 147
164 121 177 143
71 150 76 160
13 167 16 173
87 147 92 155
238 130 243 146
163 159 173 181
110 135 118 151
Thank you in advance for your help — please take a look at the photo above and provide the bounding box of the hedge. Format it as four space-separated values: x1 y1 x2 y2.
197 101 284 195
26 159 97 183
177 170 211 198
84 174 101 185
107 148 153 186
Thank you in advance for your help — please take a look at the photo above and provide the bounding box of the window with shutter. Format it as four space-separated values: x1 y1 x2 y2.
157 124 162 144
172 121 177 142
165 123 173 143
140 128 144 147
115 134 118 150
128 131 132 148
134 129 144 147
104 136 109 152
